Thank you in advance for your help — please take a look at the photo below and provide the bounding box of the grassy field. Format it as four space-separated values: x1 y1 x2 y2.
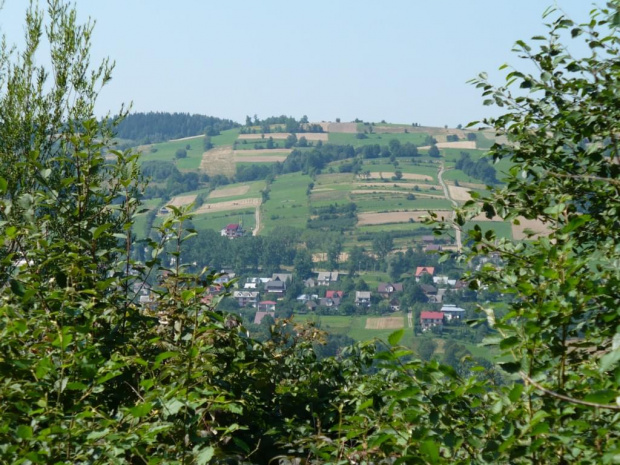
328 132 428 147
464 220 513 240
293 313 415 347
192 209 256 233
260 173 312 233
139 137 206 170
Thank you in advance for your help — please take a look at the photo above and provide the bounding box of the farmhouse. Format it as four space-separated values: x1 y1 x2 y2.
304 277 317 288
233 291 259 308
221 223 244 239
258 301 276 312
420 311 444 331
317 271 339 286
440 304 466 321
319 297 341 308
264 280 285 294
415 266 435 281
244 277 270 289
355 291 372 307
272 273 292 283
377 283 403 298
326 290 344 299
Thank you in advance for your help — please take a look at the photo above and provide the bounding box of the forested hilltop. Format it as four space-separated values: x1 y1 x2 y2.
1 1 619 464
114 112 239 144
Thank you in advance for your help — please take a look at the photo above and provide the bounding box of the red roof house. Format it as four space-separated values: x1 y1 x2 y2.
415 266 435 281
326 290 344 299
221 223 244 238
420 311 444 331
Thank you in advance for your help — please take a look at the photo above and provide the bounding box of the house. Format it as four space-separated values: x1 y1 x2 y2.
214 272 236 285
325 290 344 299
389 298 400 311
254 311 275 325
440 304 466 321
304 277 317 288
233 290 259 307
258 301 276 312
272 273 292 283
355 291 372 307
319 297 341 308
433 276 457 286
425 244 442 252
305 301 318 311
296 294 319 303
264 278 286 294
221 223 244 238
377 283 403 298
420 311 444 331
244 277 270 289
415 266 435 281
317 271 339 286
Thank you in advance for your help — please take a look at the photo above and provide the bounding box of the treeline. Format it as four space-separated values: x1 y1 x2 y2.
141 161 206 198
455 151 498 184
240 114 324 134
114 112 239 143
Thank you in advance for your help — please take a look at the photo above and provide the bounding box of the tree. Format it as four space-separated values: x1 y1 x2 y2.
175 148 187 158
428 144 440 158
372 232 393 261
293 248 314 279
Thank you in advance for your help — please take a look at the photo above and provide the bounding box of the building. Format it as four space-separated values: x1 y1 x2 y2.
415 266 435 281
440 304 466 321
258 301 276 312
420 311 444 331
317 271 339 286
325 290 344 299
264 278 286 294
377 283 403 298
221 223 244 239
355 291 372 307
233 290 259 307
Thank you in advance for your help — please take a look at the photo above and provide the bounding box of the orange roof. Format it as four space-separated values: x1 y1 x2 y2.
415 266 435 277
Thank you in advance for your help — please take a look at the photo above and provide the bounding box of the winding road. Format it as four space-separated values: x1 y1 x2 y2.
438 163 462 252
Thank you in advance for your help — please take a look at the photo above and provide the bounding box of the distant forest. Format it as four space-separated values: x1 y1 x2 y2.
113 112 239 143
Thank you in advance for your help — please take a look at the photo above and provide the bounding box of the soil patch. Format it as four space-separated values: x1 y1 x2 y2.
326 122 358 133
168 194 197 207
200 146 235 177
369 172 433 181
419 141 477 150
357 210 451 226
235 155 288 163
447 185 474 201
365 317 405 330
195 198 261 215
234 149 291 155
511 217 551 240
209 185 250 199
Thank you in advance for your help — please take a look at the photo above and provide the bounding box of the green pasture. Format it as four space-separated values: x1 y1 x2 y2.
260 173 312 233
211 128 241 146
351 194 452 212
328 131 428 148
192 209 256 233
464 220 513 241
293 313 414 347
138 137 205 170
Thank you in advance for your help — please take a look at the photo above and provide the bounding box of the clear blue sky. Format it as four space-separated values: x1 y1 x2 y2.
0 1 595 127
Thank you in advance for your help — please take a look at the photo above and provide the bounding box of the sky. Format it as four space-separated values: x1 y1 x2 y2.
0 1 596 127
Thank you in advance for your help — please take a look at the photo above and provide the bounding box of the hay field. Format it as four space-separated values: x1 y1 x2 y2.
209 185 250 199
199 147 235 177
168 194 197 207
194 198 261 215
512 218 551 240
357 210 451 225
447 185 474 201
326 122 358 133
365 317 405 330
419 141 477 150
